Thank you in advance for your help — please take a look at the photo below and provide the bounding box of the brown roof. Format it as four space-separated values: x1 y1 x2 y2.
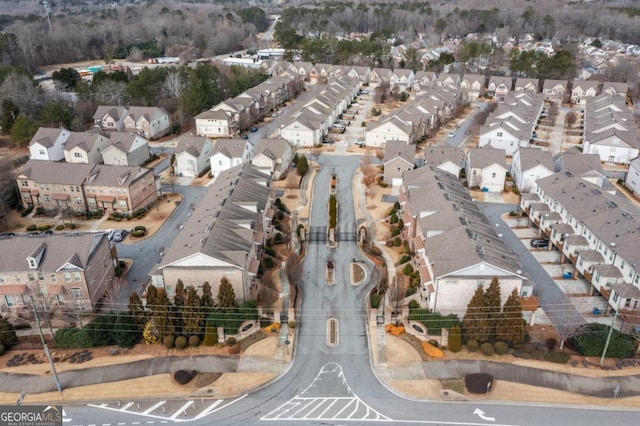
0 284 27 295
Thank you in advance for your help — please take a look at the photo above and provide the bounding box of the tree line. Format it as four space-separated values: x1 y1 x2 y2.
52 276 259 349
0 62 268 147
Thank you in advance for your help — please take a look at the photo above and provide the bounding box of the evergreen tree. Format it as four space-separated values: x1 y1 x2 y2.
151 288 175 340
448 324 462 353
174 280 186 309
496 288 525 348
183 285 204 336
463 286 490 343
201 281 214 308
483 276 502 341
217 277 237 308
0 316 17 347
296 155 309 177
146 285 158 308
0 98 19 135
128 291 146 325
9 114 37 147
112 314 139 348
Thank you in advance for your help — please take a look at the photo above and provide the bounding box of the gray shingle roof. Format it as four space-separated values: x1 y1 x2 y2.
29 127 68 148
384 140 415 164
517 147 554 171
467 148 507 169
212 139 250 158
175 136 210 156
423 146 464 168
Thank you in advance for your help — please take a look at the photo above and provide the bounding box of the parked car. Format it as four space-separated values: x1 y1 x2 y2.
113 229 128 242
530 238 550 248
448 132 455 138
240 134 249 140
250 127 258 132
106 229 115 241
27 230 52 237
0 232 15 239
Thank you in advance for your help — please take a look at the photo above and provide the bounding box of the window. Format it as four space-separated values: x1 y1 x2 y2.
15 274 20 282
51 274 57 282
119 200 127 209
75 197 83 205
492 173 496 178
39 149 45 155
4 295 13 307
476 280 484 287
497 132 503 137
71 288 83 299
613 292 619 303
74 272 81 281
0 276 3 283
74 152 82 158
28 273 35 281
21 181 28 187
64 273 71 282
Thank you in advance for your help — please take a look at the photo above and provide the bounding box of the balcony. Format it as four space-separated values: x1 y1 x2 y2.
599 286 611 301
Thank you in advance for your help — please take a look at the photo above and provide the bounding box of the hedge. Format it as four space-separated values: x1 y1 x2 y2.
370 293 381 308
572 323 634 358
329 194 337 228
408 309 460 336
175 336 188 350
204 322 218 346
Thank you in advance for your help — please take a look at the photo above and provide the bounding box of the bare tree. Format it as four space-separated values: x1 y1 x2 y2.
162 70 188 125
310 146 321 162
361 155 378 205
374 80 390 104
103 278 129 311
388 275 406 317
375 149 384 162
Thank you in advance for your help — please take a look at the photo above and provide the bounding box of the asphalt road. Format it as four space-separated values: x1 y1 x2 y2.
64 155 638 425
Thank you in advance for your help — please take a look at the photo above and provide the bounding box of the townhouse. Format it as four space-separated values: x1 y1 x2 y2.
150 163 273 303
383 140 416 186
63 131 111 164
423 146 465 177
210 138 254 178
465 148 508 192
542 79 569 104
487 76 512 101
17 160 158 215
570 80 600 104
399 166 528 315
460 74 485 100
514 78 539 94
521 171 640 330
582 95 640 165
250 138 293 179
0 234 117 315
511 147 554 192
174 135 213 177
29 127 70 161
93 106 169 139
101 132 151 166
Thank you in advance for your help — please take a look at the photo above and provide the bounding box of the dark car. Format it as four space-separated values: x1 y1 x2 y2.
530 238 550 248
0 232 15 239
250 127 258 132
241 134 249 140
27 229 53 237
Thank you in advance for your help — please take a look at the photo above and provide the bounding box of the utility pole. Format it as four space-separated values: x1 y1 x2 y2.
42 1 53 33
600 309 619 366
31 299 62 394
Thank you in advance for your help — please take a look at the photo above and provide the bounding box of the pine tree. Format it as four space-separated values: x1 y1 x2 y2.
146 285 158 308
463 286 490 343
151 288 175 340
217 277 237 308
201 281 214 308
448 324 462 353
128 291 146 325
483 276 502 341
296 155 309 177
496 288 525 348
174 279 186 308
183 286 204 336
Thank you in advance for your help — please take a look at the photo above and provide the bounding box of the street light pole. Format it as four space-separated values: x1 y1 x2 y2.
600 309 619 366
31 299 62 394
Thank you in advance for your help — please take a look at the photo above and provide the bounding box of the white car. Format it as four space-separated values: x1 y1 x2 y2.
448 132 455 138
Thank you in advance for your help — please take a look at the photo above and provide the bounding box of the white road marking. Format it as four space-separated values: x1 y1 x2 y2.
142 401 166 415
169 401 194 420
120 402 134 411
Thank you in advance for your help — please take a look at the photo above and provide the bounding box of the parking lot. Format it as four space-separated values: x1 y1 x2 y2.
505 218 614 326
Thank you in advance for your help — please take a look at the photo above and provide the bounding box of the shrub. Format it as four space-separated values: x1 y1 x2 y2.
385 324 405 335
408 299 419 309
329 194 337 228
544 351 571 364
465 373 494 394
189 335 200 347
405 286 417 297
55 224 65 230
371 246 382 256
370 293 381 308
393 237 401 246
467 339 479 352
494 341 509 355
226 337 237 346
173 370 196 385
480 342 495 356
203 322 218 346
389 214 398 224
288 321 296 329
428 339 439 348
54 327 93 349
133 209 146 219
37 225 51 231
262 256 275 269
545 337 558 351
274 233 284 244
572 323 634 358
26 224 37 231
402 263 414 275
408 309 459 336
509 211 517 217
131 230 146 237
163 335 175 349
175 336 188 350
20 205 34 217
134 225 146 232
421 341 444 358
0 343 4 356
391 228 401 237
399 255 411 265
264 247 276 257
448 325 462 353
